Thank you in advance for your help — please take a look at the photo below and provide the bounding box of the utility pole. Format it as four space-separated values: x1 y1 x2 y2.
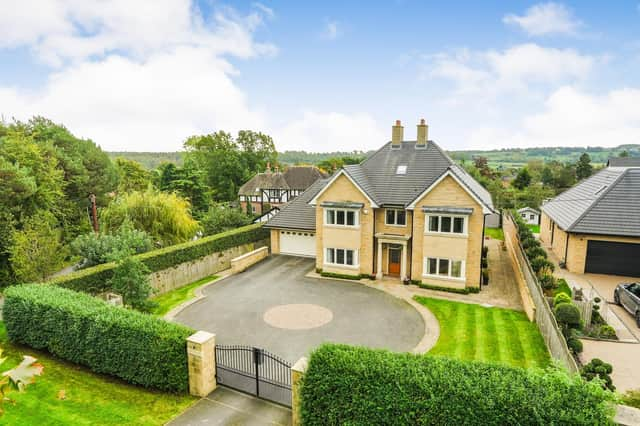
89 193 99 233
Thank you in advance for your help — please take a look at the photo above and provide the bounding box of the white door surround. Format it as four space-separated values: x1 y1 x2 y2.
375 233 410 280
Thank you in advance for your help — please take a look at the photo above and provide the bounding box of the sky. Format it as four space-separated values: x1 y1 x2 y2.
1 1 640 152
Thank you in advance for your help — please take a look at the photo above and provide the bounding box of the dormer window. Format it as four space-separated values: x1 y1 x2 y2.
396 165 407 175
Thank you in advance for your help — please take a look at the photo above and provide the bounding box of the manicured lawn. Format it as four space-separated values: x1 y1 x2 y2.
151 275 218 316
484 227 504 240
414 297 550 369
0 323 195 425
528 224 540 233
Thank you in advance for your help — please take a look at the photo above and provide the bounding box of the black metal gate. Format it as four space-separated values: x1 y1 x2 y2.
215 345 292 407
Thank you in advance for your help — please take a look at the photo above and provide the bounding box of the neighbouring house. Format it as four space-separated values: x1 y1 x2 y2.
238 165 326 215
517 207 540 226
540 158 640 277
265 119 495 291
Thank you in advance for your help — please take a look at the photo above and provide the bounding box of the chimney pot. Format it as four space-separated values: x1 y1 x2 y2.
392 120 404 147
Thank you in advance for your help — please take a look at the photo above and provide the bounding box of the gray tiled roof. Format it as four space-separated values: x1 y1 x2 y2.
607 157 640 167
283 166 327 189
263 178 328 231
239 166 325 195
238 172 289 195
541 167 640 236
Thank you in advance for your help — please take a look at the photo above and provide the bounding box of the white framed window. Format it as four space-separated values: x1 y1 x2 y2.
529 214 535 220
325 208 359 227
325 248 358 267
385 209 406 226
425 215 466 235
423 257 464 280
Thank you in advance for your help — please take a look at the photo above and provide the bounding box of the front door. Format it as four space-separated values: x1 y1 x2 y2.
388 248 401 276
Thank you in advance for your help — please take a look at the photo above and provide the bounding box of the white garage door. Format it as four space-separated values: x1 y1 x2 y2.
280 231 316 257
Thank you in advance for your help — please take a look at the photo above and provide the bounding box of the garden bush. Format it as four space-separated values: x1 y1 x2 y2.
554 278 572 298
595 325 617 340
526 245 547 260
300 344 615 425
521 236 539 250
555 303 582 330
554 292 572 306
622 389 640 409
50 223 269 294
3 284 194 392
567 337 583 354
530 256 555 273
538 272 557 290
581 358 615 391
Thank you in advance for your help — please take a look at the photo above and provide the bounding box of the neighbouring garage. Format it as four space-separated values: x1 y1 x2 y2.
585 240 640 277
279 230 316 257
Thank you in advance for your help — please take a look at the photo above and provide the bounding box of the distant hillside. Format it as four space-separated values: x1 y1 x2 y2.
108 151 183 169
109 144 640 170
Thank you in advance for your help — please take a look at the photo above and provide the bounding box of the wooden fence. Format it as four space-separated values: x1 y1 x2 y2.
503 213 579 373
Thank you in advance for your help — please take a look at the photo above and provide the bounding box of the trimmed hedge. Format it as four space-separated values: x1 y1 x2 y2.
50 223 269 294
319 271 374 280
300 344 615 425
414 281 480 294
3 284 194 392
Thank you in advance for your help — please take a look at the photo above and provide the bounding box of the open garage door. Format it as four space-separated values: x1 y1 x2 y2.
585 240 640 277
280 230 316 257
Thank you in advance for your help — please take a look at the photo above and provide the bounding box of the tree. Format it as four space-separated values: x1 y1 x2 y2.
576 153 593 180
619 150 629 158
115 158 151 193
100 189 199 246
512 168 532 190
156 162 211 215
236 130 278 177
107 256 155 311
71 221 153 268
473 156 493 178
199 204 252 236
9 213 66 282
541 166 554 186
0 208 16 285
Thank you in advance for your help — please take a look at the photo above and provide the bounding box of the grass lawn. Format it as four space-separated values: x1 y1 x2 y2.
0 323 195 425
484 227 504 240
414 297 550 369
528 224 540 233
151 275 218 316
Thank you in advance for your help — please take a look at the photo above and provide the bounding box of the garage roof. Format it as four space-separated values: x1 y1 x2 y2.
541 167 640 237
263 178 328 231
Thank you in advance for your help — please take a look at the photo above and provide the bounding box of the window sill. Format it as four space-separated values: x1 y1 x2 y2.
424 231 468 238
422 273 465 282
324 225 360 230
324 263 360 270
384 223 407 227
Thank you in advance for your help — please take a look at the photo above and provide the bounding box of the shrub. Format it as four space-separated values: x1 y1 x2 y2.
622 389 640 409
481 258 488 268
417 282 478 295
538 272 557 290
320 271 367 280
107 256 155 312
554 303 581 329
482 268 489 285
199 203 252 236
581 358 615 392
300 344 615 425
530 256 555 273
554 278 572 298
526 245 547 260
554 292 572 306
3 285 193 392
50 224 268 294
521 236 539 250
596 325 617 340
481 245 488 259
567 337 583 354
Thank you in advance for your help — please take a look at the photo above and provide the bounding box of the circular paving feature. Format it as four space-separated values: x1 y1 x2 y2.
263 304 333 330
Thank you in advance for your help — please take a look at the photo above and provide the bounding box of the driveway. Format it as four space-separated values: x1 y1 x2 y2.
174 255 425 362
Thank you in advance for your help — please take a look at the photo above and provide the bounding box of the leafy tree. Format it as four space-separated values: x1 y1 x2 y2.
199 204 252 236
576 153 593 180
9 213 66 282
317 156 364 173
554 163 576 189
541 166 554 186
473 156 493 178
115 158 151 193
100 189 199 246
619 150 629 158
581 358 615 391
156 162 211 215
512 167 532 190
236 130 278 176
0 208 16 285
107 256 155 312
71 221 153 268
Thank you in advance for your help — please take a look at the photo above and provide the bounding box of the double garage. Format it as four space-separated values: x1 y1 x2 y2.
585 240 640 277
278 230 316 257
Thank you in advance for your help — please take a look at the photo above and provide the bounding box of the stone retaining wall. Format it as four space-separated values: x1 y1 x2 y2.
231 247 269 274
150 238 269 295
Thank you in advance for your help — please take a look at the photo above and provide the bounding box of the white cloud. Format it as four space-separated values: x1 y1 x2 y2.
466 87 640 149
429 43 594 96
274 112 385 152
503 2 582 37
321 20 341 40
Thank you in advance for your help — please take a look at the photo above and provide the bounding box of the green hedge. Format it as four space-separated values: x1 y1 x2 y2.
413 281 480 295
300 344 615 425
3 284 194 392
319 271 374 280
50 224 269 294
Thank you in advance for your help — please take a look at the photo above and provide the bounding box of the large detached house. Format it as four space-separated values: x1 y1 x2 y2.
239 165 326 215
540 157 640 277
265 120 495 291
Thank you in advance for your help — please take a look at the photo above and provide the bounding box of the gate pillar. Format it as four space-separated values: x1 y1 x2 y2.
291 357 308 426
187 331 217 397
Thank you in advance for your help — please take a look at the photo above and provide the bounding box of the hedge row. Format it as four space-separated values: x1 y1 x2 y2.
413 281 480 294
50 223 269 294
3 284 194 392
300 344 615 425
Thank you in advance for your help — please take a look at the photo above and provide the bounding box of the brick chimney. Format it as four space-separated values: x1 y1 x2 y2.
416 118 428 148
391 120 403 148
